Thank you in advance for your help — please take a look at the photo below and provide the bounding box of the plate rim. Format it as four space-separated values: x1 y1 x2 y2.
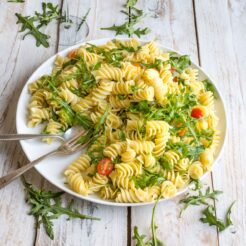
16 37 227 207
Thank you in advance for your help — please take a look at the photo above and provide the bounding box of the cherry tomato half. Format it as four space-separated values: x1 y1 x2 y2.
97 158 113 176
191 108 203 119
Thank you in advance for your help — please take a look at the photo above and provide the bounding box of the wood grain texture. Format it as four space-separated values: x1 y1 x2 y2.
0 0 245 245
131 1 218 245
195 0 246 245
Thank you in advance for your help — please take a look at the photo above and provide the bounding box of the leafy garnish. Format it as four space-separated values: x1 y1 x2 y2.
15 3 72 47
200 201 235 232
22 177 100 240
159 156 174 170
133 198 165 246
126 0 138 8
169 54 191 73
179 187 223 216
203 79 219 99
34 2 69 29
133 169 165 189
141 59 164 69
77 8 91 32
101 4 149 38
15 13 50 48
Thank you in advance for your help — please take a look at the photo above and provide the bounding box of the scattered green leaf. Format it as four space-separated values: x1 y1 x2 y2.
22 176 100 240
200 201 235 232
179 187 223 216
133 198 165 246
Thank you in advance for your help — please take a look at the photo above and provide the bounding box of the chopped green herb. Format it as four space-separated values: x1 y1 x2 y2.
159 156 174 170
22 176 100 240
169 54 191 73
133 169 165 189
203 79 219 99
141 59 164 69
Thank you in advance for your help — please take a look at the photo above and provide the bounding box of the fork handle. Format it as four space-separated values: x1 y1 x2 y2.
0 134 64 141
0 149 58 189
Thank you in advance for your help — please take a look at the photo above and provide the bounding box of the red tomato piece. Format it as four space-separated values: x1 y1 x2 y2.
97 158 113 176
173 77 178 82
191 108 203 119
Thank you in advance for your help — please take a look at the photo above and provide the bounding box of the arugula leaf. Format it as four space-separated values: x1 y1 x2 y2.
34 2 69 29
133 199 165 246
133 169 165 189
101 5 149 38
15 3 72 48
141 59 164 69
133 226 148 246
126 0 138 8
200 206 226 231
15 13 50 48
200 202 236 232
226 201 236 227
77 8 91 32
22 176 100 240
159 156 174 170
169 54 191 73
203 79 219 99
179 187 223 216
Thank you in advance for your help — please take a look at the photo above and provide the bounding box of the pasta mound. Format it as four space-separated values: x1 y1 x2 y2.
27 39 220 203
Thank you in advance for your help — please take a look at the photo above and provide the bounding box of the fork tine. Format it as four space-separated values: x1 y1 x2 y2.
64 130 86 145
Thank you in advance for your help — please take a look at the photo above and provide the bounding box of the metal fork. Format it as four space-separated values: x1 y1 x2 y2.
0 130 89 189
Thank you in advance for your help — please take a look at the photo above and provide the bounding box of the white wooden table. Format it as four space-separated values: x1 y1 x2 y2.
0 0 245 245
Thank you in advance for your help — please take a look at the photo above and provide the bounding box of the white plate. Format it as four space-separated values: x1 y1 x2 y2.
16 38 227 207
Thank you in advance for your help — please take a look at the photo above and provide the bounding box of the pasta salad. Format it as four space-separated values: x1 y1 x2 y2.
27 39 220 203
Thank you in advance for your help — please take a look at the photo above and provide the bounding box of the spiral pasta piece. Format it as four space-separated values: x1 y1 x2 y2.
121 148 136 163
160 181 177 198
88 173 109 192
153 132 170 157
94 64 124 82
115 188 149 203
64 154 91 176
66 173 89 196
146 120 170 138
188 161 203 179
28 107 50 127
132 86 154 102
91 80 113 103
127 139 155 154
103 142 126 159
112 80 135 95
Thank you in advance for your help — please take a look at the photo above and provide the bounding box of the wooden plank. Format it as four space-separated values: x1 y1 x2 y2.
34 1 128 245
195 0 246 245
131 1 218 245
0 1 60 246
